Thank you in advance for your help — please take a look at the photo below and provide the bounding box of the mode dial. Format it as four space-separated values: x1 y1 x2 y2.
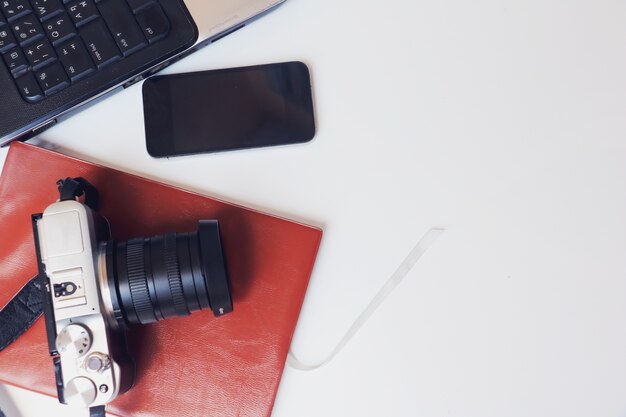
56 324 92 358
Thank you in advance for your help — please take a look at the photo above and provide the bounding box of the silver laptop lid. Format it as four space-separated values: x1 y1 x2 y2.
184 0 286 45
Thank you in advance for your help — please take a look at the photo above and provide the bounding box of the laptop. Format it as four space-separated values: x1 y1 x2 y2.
0 0 286 146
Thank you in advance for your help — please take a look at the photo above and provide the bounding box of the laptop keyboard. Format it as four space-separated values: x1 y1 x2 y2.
0 0 170 103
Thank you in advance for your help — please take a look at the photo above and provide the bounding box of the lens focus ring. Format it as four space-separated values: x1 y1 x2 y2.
125 239 156 324
163 233 187 316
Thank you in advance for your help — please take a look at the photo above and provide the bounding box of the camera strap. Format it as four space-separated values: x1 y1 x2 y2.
0 275 43 352
90 405 106 417
57 177 99 210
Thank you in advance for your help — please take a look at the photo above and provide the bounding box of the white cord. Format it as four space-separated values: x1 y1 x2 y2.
287 227 445 371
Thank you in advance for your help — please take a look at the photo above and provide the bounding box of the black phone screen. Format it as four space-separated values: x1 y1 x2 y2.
142 61 315 157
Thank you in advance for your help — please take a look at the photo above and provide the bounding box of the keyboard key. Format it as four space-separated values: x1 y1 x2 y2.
11 13 44 46
43 12 74 45
98 0 146 56
135 3 168 44
31 0 64 22
35 61 69 94
56 37 93 80
23 37 55 69
0 25 16 52
79 18 119 68
126 0 152 13
2 0 173 104
15 71 44 102
3 46 27 76
65 0 98 27
1 0 31 22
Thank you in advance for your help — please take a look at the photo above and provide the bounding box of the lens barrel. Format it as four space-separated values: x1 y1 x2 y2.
105 220 233 326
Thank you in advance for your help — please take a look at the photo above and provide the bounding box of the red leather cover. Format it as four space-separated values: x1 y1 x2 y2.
0 142 322 417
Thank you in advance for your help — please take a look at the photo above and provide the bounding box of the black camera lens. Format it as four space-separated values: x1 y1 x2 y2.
105 220 233 327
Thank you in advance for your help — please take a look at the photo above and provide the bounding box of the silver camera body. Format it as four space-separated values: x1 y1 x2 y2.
34 199 132 410
33 178 233 416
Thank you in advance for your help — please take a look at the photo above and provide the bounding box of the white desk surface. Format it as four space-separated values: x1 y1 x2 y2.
2 0 626 416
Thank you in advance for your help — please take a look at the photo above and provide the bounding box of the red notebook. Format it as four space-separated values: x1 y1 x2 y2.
0 142 322 417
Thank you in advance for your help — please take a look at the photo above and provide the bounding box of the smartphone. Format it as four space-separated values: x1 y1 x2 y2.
142 61 316 157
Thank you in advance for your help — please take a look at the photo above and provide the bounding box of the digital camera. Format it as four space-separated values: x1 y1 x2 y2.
32 178 233 417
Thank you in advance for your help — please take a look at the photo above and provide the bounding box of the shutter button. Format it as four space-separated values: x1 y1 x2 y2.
85 353 111 373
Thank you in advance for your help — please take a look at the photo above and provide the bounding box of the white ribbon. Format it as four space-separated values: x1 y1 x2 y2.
287 227 445 371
